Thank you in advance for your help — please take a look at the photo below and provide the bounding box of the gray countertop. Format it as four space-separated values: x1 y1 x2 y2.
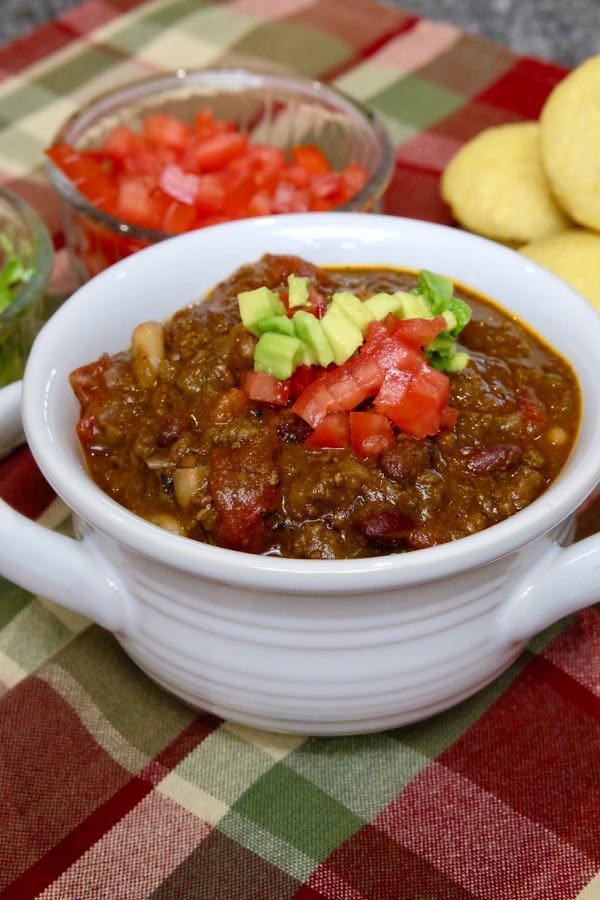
2 0 599 67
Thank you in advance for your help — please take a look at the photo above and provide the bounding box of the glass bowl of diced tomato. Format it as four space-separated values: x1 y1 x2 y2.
45 67 394 284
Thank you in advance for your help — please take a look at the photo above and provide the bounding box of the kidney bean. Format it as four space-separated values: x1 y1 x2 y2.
156 417 183 447
277 415 312 444
355 510 414 548
465 444 522 476
378 438 431 484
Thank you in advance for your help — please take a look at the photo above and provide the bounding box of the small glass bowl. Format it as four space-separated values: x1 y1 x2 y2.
46 67 395 283
0 189 53 387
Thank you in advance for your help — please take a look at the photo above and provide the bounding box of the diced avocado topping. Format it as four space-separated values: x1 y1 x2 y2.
239 269 472 379
363 292 405 320
411 270 472 371
441 309 457 332
238 286 286 335
444 351 470 373
426 332 457 368
414 270 472 337
296 341 319 366
287 274 310 308
254 331 302 380
293 309 335 367
447 296 472 336
331 291 374 334
320 303 364 365
415 270 453 312
255 314 296 336
399 292 433 320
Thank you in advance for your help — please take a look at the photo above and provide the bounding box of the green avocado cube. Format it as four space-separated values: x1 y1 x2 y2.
445 351 470 372
320 303 364 365
293 309 335 367
254 332 302 380
287 274 310 308
255 314 297 336
362 292 405 321
296 341 319 366
441 309 457 332
400 291 433 320
238 286 286 335
331 291 374 334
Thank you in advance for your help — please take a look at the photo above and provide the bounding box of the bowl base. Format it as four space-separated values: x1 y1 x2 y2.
122 644 525 736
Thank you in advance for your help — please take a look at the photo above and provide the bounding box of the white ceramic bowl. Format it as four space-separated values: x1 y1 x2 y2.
1 212 599 734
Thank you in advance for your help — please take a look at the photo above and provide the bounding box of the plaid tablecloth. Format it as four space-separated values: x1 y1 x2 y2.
0 1 599 898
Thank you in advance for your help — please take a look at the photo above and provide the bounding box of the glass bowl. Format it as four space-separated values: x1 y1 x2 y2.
0 189 54 387
45 67 395 284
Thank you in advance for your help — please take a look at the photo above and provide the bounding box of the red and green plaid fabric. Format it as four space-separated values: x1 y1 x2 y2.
0 2 598 897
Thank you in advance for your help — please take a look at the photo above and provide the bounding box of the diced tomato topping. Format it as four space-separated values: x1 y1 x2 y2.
246 190 272 217
45 111 371 259
271 180 309 214
288 364 322 401
293 314 453 440
162 200 198 234
375 365 450 439
305 412 350 449
222 169 259 219
247 145 286 188
291 144 331 176
292 353 383 428
142 114 192 150
100 125 143 161
341 163 369 198
349 411 394 458
159 164 200 205
310 172 342 199
182 132 248 172
194 173 226 214
122 142 177 178
45 143 118 208
362 328 424 372
279 163 310 189
240 371 290 406
194 108 218 139
117 176 164 230
384 315 448 348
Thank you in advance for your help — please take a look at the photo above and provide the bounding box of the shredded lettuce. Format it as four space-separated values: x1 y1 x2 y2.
0 233 34 314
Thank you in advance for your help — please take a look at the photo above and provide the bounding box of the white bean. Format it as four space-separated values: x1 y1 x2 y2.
545 426 568 446
173 466 205 510
147 511 185 535
131 321 164 388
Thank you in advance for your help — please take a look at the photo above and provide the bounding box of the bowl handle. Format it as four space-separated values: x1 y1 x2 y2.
500 531 600 643
0 381 127 633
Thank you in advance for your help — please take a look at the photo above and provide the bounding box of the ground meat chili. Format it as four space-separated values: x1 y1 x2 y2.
70 254 581 559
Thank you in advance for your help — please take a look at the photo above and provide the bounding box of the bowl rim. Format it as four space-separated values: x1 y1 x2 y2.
0 188 54 323
22 212 600 592
45 65 396 243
